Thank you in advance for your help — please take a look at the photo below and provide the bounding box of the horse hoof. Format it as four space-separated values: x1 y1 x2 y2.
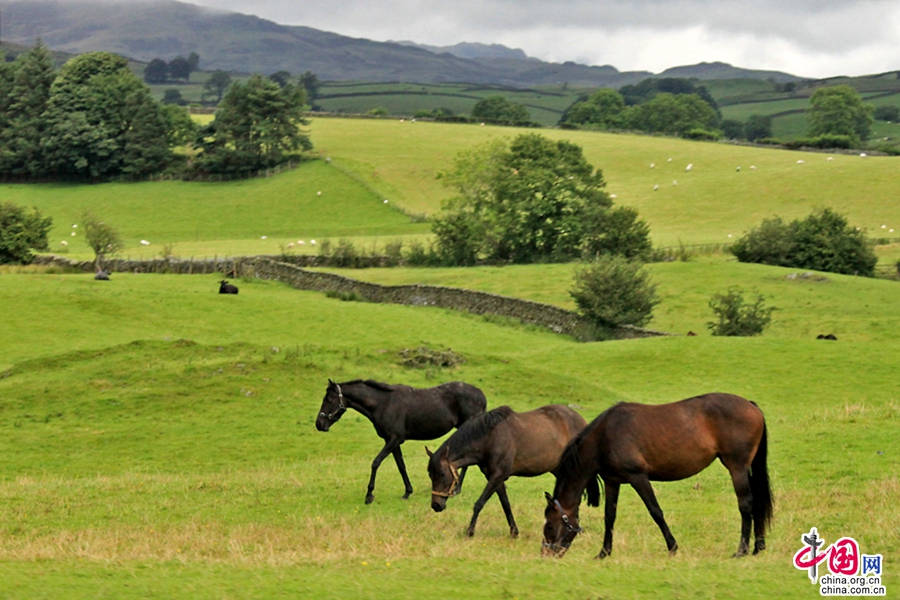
668 545 678 557
402 493 411 500
466 529 475 538
510 529 519 539
365 495 374 505
596 549 611 560
732 550 748 559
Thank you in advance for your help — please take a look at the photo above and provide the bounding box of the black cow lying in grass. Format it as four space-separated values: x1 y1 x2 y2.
218 280 239 294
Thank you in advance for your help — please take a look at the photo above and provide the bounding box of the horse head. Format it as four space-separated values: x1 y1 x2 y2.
426 446 459 512
315 379 347 432
541 492 582 557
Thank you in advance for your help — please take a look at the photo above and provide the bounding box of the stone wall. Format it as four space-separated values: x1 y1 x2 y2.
33 255 670 341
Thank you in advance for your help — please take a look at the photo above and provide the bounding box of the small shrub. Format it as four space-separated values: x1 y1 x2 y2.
383 239 404 266
325 290 365 302
317 238 332 256
0 203 52 265
398 344 465 369
707 287 776 337
405 240 438 266
683 128 720 141
570 256 659 336
330 238 360 267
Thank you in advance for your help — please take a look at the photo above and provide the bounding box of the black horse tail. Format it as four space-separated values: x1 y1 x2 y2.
749 421 774 533
584 473 601 508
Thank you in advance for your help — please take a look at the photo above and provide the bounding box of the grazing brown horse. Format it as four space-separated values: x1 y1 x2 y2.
542 393 772 559
316 379 486 504
428 404 586 538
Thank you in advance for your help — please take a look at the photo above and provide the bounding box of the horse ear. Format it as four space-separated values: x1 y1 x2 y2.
544 491 554 505
425 446 433 457
328 378 334 385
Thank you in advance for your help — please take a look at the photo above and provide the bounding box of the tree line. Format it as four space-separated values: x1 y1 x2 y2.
0 42 312 182
560 77 883 149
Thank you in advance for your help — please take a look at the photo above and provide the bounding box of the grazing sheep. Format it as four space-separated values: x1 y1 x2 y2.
287 242 295 249
219 280 239 294
310 240 317 245
736 166 741 171
94 269 110 281
60 240 68 246
298 240 305 245
860 153 867 158
826 157 835 161
650 163 655 168
750 165 757 170
653 185 659 191
140 240 150 246
797 160 805 164
685 164 693 171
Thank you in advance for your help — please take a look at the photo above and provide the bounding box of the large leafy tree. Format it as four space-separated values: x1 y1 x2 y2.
143 58 169 84
470 95 531 124
807 85 873 145
0 41 55 177
193 74 312 175
562 88 626 128
41 52 174 179
622 92 719 136
433 133 650 265
202 70 232 103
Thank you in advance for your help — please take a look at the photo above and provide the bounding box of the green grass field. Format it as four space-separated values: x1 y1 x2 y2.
3 118 897 258
0 269 898 598
2 119 899 598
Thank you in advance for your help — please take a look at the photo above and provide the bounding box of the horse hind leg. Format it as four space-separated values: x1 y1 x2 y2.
628 474 678 555
391 446 414 500
727 468 753 558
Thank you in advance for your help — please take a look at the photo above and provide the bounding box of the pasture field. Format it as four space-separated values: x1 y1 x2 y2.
0 266 898 598
312 118 900 244
3 118 898 258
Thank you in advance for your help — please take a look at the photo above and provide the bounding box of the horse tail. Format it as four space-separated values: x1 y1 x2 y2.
749 420 774 532
584 473 601 508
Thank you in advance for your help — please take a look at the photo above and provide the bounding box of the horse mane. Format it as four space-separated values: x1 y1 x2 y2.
447 405 514 453
552 405 621 507
337 379 395 392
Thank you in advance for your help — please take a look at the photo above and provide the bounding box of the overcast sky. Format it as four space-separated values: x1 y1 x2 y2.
184 0 900 78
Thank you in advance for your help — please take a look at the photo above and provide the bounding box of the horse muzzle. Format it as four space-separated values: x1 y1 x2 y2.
431 497 447 512
541 541 570 558
315 414 331 432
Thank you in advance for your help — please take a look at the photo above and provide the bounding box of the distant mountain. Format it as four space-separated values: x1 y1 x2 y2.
659 62 800 83
3 1 801 86
392 41 532 61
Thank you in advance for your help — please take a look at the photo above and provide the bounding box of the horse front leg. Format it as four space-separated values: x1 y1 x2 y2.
391 446 414 500
495 482 518 538
597 480 620 559
466 477 503 537
628 474 678 555
365 438 401 504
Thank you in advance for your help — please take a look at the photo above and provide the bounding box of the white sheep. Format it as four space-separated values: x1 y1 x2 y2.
750 165 757 170
653 185 659 191
610 194 617 199
736 166 741 171
261 236 267 240
826 157 834 161
317 191 322 196
287 242 295 249
60 240 68 246
685 164 693 171
140 240 150 246
298 240 305 245
672 180 677 186
310 240 317 245
650 163 655 168
71 231 76 237
797 160 805 164
860 153 867 158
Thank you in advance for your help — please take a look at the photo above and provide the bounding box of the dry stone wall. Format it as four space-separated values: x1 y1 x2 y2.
33 255 669 341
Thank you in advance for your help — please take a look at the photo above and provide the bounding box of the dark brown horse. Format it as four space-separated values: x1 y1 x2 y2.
428 404 586 538
316 379 486 504
542 393 772 559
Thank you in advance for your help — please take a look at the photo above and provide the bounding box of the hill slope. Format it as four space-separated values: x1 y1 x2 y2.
4 1 799 86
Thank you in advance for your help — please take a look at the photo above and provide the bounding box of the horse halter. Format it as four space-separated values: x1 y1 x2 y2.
542 497 582 553
430 462 460 498
321 383 346 421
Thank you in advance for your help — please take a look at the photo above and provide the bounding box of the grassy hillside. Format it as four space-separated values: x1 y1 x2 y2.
0 269 897 597
311 118 900 245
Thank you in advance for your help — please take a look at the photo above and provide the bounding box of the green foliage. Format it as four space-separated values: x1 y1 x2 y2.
298 71 320 102
193 74 311 175
40 52 174 179
167 55 192 82
561 88 626 128
470 95 531 124
807 85 874 145
162 88 185 105
82 210 124 268
707 286 775 336
570 255 659 333
268 70 292 89
202 70 232 104
731 208 877 276
433 134 651 265
720 119 744 140
873 105 899 122
622 93 720 136
366 107 389 116
0 203 52 264
0 41 55 178
744 115 773 141
143 58 169 84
